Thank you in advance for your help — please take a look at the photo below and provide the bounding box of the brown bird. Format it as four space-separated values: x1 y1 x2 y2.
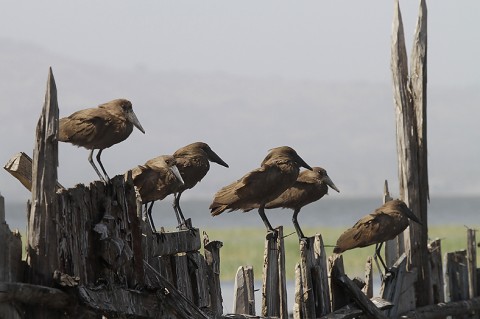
265 167 340 241
128 155 185 232
59 99 145 182
172 142 229 227
210 146 312 235
333 199 421 272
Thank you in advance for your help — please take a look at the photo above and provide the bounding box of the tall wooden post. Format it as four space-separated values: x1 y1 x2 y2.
391 0 431 306
26 68 60 317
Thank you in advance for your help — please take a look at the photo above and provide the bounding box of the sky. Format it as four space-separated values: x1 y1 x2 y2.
0 0 479 205
0 1 478 86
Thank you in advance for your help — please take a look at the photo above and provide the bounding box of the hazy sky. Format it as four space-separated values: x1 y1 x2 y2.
1 1 479 206
1 1 479 86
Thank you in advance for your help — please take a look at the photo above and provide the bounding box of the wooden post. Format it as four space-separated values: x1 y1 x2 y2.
25 68 60 318
261 226 287 319
204 240 223 317
428 238 445 304
329 254 349 311
467 229 478 300
445 250 469 305
363 256 373 298
391 0 432 306
233 265 255 315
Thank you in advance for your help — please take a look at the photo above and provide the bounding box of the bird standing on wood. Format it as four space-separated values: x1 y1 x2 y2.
265 167 340 241
172 142 229 228
127 155 185 233
333 199 421 274
210 146 312 236
59 99 145 182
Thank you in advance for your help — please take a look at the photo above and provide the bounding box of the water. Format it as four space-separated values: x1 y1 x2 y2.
5 195 479 232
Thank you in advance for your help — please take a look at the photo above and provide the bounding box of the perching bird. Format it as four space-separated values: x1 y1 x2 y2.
128 155 185 233
172 142 229 227
333 199 421 273
265 167 340 241
210 146 312 235
59 99 145 182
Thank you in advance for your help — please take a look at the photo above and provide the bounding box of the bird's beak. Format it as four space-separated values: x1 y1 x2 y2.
127 110 145 134
208 150 229 168
170 165 185 185
324 176 340 193
297 155 312 171
405 207 422 225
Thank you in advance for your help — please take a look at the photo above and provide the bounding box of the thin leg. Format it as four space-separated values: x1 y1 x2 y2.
173 192 187 226
373 242 389 281
88 150 106 182
146 201 157 233
96 149 110 182
292 208 306 241
258 206 275 233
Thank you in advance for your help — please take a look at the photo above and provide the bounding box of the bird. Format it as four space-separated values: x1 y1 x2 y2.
59 99 145 182
265 167 340 241
127 155 185 233
333 199 421 274
172 142 229 228
210 146 312 236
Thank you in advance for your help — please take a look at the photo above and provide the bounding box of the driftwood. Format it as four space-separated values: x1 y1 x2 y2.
400 296 480 319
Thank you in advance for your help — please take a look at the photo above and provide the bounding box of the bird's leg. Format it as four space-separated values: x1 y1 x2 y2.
88 150 106 182
292 209 308 246
373 242 391 281
146 201 157 234
173 192 187 227
258 206 277 238
96 149 111 183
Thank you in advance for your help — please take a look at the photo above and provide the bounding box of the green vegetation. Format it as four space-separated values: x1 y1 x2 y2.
203 225 480 281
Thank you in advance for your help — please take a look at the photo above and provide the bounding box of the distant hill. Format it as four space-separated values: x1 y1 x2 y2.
1 39 479 203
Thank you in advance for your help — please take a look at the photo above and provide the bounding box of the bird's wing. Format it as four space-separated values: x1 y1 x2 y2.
59 108 113 144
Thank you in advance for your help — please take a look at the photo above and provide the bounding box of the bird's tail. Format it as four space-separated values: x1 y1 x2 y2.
333 246 343 254
210 204 228 216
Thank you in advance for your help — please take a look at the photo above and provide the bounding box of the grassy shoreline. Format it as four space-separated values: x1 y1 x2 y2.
203 225 480 281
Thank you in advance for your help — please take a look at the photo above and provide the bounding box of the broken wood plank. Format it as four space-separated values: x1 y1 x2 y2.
400 296 480 319
363 256 373 298
0 282 70 309
380 253 417 317
334 272 387 319
320 297 393 319
261 226 287 319
445 250 469 303
150 228 201 257
329 254 349 311
0 194 23 283
3 152 64 191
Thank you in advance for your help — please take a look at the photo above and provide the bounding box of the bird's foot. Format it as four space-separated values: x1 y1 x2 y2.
177 219 196 236
154 227 167 242
299 237 310 249
266 228 279 240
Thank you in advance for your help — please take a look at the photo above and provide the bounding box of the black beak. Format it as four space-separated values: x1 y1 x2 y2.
207 149 229 168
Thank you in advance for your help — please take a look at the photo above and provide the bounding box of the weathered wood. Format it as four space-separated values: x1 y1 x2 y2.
293 262 302 319
4 152 64 191
329 254 349 311
428 238 445 304
400 296 480 319
0 282 70 309
27 67 59 289
189 252 210 309
320 298 393 319
294 234 330 318
362 256 373 298
380 253 417 317
445 250 469 303
172 253 194 302
150 228 201 257
467 229 478 299
205 239 223 317
333 272 387 319
0 194 23 284
261 226 287 319
233 265 255 316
